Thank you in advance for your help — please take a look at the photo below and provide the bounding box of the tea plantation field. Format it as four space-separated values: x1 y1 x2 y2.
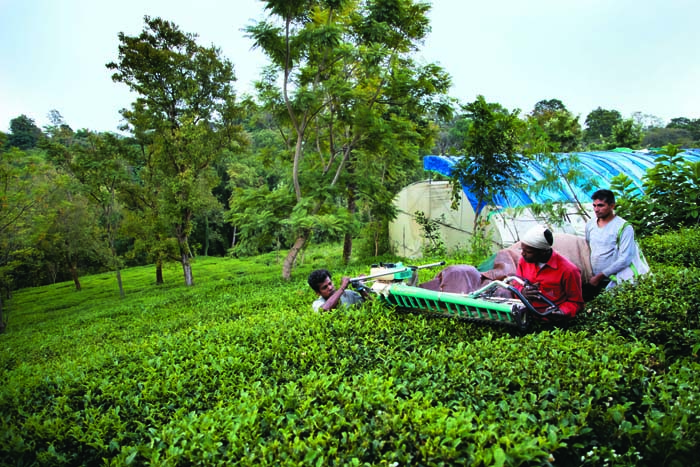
1 231 699 466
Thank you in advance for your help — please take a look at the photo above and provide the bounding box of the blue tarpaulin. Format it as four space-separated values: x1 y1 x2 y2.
423 149 700 215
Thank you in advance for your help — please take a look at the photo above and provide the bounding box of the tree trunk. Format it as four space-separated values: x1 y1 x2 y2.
178 233 195 286
342 186 357 263
116 269 125 298
70 262 82 291
0 295 5 333
204 215 210 256
181 251 194 286
110 239 125 298
156 258 164 285
282 232 308 280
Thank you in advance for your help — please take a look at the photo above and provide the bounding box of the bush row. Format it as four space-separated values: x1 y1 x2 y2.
2 232 700 466
640 225 700 267
2 301 699 466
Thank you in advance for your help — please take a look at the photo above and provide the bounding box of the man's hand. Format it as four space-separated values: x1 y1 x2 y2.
589 273 606 287
521 282 541 300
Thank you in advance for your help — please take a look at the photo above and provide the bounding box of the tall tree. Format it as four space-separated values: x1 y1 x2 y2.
107 16 247 286
532 99 567 115
248 0 450 278
608 119 643 149
40 192 106 292
667 117 700 142
60 132 133 296
528 100 581 152
450 96 524 230
0 148 59 329
584 107 622 146
6 115 43 150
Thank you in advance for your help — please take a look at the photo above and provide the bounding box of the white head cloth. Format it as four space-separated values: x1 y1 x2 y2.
521 225 553 250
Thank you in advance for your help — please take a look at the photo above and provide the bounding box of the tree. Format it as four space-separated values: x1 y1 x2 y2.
449 95 524 230
608 119 643 149
39 192 107 292
667 117 700 142
631 112 663 131
583 107 622 146
53 132 135 296
248 0 450 278
6 115 43 150
532 99 567 115
107 16 247 286
0 148 59 330
528 100 582 152
432 111 470 156
611 144 700 236
642 127 693 148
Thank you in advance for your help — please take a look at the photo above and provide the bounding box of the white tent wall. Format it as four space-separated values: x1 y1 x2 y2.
389 180 498 259
390 180 594 259
487 204 593 246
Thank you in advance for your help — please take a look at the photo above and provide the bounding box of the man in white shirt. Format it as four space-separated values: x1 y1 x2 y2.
584 189 649 300
308 269 366 312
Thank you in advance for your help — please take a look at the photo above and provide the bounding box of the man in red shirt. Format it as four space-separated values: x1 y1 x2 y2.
515 225 584 318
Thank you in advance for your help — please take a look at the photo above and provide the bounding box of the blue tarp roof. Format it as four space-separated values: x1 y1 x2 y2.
423 149 700 215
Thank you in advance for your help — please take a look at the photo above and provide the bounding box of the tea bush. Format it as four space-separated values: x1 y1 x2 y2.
1 237 700 466
571 227 700 362
640 225 700 267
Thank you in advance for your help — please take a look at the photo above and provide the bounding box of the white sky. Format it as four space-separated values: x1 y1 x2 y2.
1 0 699 134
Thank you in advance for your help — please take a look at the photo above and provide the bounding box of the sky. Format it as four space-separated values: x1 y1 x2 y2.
1 0 699 134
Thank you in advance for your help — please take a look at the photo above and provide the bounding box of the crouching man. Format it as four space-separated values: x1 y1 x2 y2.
515 225 584 318
308 269 369 312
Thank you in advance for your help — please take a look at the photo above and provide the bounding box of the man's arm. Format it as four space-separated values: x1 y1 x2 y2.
558 268 584 317
601 224 636 278
321 276 351 311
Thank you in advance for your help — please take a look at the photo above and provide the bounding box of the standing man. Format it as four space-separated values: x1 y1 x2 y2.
308 269 367 312
584 189 649 300
516 225 584 318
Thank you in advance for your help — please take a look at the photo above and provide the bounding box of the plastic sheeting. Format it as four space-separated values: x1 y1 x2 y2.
424 149 700 215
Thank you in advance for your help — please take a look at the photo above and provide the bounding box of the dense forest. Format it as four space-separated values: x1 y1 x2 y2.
2 1 700 314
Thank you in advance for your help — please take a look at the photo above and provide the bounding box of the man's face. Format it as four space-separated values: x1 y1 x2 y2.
317 276 335 299
593 199 615 220
520 243 547 264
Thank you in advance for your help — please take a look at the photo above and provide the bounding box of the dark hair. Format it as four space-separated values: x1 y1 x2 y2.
544 228 553 246
308 269 331 293
591 189 615 205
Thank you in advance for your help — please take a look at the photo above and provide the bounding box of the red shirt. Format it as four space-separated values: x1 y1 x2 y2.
515 250 584 317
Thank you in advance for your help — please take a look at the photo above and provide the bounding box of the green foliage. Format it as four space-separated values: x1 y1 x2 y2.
584 107 622 146
642 127 695 148
640 226 700 267
611 144 700 236
666 116 700 142
450 96 524 218
527 100 582 153
526 151 599 224
575 266 700 361
0 148 62 294
608 119 643 150
107 15 247 285
574 227 700 362
6 114 43 150
227 186 296 257
248 0 451 276
413 210 446 257
2 234 700 465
